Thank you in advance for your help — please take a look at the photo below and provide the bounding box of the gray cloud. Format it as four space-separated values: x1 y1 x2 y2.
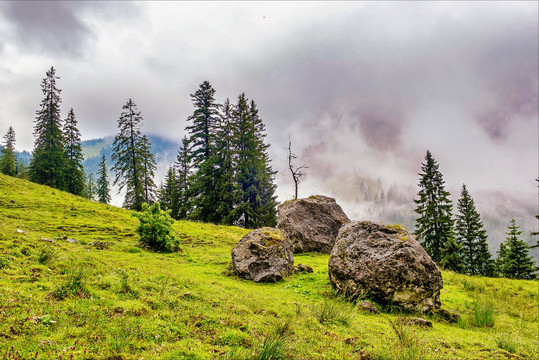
0 1 139 57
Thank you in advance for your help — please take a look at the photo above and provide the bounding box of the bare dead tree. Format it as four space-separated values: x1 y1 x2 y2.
286 136 308 200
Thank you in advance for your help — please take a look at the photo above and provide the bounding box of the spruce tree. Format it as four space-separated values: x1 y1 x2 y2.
158 165 179 215
455 184 494 276
414 150 454 263
96 155 111 204
0 126 17 176
112 99 147 211
85 173 96 201
184 81 220 222
231 95 277 228
140 135 157 204
29 66 67 190
63 108 85 196
174 136 191 219
440 236 465 273
213 98 239 224
496 219 536 279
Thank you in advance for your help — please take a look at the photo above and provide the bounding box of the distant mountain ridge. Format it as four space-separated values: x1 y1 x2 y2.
80 135 180 177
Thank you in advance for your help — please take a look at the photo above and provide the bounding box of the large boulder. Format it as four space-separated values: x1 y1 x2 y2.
231 228 294 283
277 195 350 253
328 221 443 313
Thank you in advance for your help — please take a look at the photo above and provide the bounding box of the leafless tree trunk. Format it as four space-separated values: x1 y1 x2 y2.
286 136 308 200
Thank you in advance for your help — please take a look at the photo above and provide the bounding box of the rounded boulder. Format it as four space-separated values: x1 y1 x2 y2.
328 221 443 313
231 227 294 283
277 195 350 253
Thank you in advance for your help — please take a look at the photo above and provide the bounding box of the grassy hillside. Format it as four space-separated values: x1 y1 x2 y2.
0 174 537 360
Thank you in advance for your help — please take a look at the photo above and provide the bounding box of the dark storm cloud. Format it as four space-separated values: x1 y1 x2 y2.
0 1 139 57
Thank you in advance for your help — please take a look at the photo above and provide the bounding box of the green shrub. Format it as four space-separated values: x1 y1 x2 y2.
132 202 178 252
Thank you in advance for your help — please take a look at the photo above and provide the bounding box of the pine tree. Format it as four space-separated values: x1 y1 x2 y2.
63 108 85 196
231 95 277 228
496 219 536 279
0 126 17 176
140 135 157 204
184 81 221 222
112 99 147 211
455 184 494 276
29 66 67 190
85 173 96 201
414 150 454 263
213 98 239 224
174 136 191 219
96 155 111 204
158 165 179 215
440 236 465 272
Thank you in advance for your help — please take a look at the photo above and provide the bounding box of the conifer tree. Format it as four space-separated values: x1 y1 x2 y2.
184 81 220 222
174 136 191 219
440 236 465 273
0 126 17 176
159 165 179 215
140 135 157 204
496 219 536 279
29 66 67 189
63 108 85 196
112 99 148 211
213 98 239 224
455 184 494 276
231 95 277 228
96 155 111 204
414 150 454 263
85 173 96 201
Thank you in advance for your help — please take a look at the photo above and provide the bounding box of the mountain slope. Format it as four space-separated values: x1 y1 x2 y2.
0 174 537 359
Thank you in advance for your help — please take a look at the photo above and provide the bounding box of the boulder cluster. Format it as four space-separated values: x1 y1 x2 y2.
230 195 443 313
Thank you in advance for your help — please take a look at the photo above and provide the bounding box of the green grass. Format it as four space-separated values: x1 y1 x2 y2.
0 173 538 359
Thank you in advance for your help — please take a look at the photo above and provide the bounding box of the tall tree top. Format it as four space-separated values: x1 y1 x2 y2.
3 127 16 149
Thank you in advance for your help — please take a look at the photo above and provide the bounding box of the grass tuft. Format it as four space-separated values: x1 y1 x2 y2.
471 299 495 327
52 264 89 299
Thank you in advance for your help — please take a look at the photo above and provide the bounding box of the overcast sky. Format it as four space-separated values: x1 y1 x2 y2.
0 1 537 230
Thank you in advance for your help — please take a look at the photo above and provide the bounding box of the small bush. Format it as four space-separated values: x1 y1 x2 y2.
132 202 178 252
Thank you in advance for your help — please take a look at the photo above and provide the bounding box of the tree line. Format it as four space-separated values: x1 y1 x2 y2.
156 81 277 228
0 67 277 229
414 151 536 279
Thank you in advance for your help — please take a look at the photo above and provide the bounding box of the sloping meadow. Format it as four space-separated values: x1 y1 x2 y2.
0 174 537 359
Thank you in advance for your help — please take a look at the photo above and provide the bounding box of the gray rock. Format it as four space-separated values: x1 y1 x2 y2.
433 308 460 323
277 195 350 253
396 317 433 328
16 229 24 234
231 227 294 283
294 263 314 274
328 221 443 313
65 238 78 243
358 300 379 314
